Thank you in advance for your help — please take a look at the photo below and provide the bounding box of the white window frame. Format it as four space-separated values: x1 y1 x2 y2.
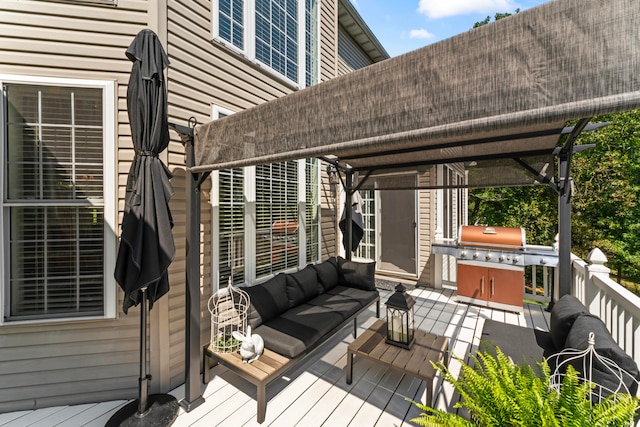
0 74 117 324
211 0 320 88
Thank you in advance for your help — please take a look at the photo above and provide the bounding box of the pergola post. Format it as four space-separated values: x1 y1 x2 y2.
170 119 205 412
344 169 354 261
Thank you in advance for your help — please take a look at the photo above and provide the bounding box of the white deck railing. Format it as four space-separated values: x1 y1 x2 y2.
571 248 640 364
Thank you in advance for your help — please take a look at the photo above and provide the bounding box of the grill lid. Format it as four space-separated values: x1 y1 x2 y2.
459 226 525 249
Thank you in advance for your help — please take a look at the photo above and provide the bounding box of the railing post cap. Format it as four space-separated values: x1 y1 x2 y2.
587 248 608 264
587 248 610 274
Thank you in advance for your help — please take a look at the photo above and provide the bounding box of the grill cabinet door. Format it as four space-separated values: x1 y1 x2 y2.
457 264 487 302
487 267 524 310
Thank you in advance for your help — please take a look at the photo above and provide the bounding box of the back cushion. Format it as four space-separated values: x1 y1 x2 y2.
550 294 589 350
286 266 320 307
311 258 340 292
564 314 640 397
337 257 376 291
243 274 289 329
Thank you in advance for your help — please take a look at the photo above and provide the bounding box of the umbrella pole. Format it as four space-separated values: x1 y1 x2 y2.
106 288 179 426
138 288 149 415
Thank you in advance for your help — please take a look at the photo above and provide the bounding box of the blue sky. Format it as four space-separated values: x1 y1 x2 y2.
351 0 549 57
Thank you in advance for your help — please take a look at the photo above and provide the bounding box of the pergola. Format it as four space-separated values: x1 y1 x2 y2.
171 0 640 410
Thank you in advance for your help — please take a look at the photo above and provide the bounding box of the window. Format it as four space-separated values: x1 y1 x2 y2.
355 190 376 260
305 158 319 263
212 107 320 288
255 161 299 277
213 0 319 87
1 76 116 322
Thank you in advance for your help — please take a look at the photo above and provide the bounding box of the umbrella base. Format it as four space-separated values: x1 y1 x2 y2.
106 394 179 427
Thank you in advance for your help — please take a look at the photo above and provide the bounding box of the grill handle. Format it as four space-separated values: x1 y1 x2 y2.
491 277 495 296
481 276 485 295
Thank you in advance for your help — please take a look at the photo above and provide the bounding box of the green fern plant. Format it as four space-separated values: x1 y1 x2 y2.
410 347 638 427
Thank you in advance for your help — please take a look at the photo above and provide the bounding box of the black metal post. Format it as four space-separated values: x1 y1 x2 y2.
138 288 149 415
181 123 205 412
558 152 572 298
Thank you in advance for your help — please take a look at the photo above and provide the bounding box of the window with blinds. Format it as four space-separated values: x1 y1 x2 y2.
218 168 245 286
255 161 299 278
305 158 319 263
3 82 107 320
212 0 319 88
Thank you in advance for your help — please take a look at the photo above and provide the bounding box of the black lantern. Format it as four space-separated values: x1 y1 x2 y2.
385 284 415 349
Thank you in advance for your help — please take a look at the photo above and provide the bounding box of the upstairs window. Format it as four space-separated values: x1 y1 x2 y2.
213 0 319 87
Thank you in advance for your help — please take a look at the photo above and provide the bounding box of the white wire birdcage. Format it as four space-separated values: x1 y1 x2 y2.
547 331 639 404
208 282 249 353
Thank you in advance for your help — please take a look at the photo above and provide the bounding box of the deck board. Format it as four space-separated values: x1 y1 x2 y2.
0 287 549 427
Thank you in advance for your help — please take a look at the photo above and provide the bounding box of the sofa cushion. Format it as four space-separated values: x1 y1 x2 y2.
564 314 640 397
286 266 320 307
549 294 589 350
327 285 379 309
254 304 344 358
306 292 363 321
243 274 289 329
337 257 376 291
310 258 340 292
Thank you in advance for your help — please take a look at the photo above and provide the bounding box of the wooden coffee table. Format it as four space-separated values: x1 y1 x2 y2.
346 319 449 407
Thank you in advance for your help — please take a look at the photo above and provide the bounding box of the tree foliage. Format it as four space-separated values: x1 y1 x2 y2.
468 12 640 284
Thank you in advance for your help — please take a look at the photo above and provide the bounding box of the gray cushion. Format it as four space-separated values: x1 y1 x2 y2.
549 294 589 349
310 258 340 292
286 266 319 307
337 257 376 291
564 314 640 397
243 274 289 329
327 285 379 308
306 292 363 321
254 304 344 358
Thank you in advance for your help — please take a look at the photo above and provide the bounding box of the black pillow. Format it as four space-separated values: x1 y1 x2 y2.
337 257 376 291
311 258 339 292
243 274 289 328
286 266 319 307
549 294 589 350
564 314 640 397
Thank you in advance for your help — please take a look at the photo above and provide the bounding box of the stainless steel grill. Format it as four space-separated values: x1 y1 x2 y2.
431 226 558 267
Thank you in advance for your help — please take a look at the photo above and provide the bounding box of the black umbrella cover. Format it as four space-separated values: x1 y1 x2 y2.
114 29 175 314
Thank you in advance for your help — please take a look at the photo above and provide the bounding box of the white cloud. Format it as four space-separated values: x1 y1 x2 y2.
418 0 518 19
409 29 435 39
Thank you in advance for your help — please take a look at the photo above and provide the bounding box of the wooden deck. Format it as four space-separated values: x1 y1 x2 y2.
0 287 550 427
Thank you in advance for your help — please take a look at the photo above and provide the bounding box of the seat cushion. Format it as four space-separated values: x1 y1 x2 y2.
549 294 589 350
327 285 379 308
254 304 344 358
480 319 555 368
310 258 340 292
306 292 363 321
564 314 640 397
286 266 320 307
337 257 376 291
243 274 289 329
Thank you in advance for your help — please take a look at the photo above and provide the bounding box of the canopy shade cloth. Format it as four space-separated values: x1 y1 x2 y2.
193 0 640 178
114 29 175 314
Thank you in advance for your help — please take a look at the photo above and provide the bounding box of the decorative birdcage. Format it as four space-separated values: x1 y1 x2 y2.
208 283 249 353
547 331 639 404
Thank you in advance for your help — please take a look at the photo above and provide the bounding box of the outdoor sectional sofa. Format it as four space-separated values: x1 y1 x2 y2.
480 294 640 399
242 256 380 358
202 256 379 423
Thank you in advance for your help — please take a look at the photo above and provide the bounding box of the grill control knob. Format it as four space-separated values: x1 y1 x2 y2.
513 256 520 263
498 255 505 262
473 252 480 259
540 258 547 265
485 253 492 261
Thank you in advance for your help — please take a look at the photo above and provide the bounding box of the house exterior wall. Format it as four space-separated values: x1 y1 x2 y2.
0 0 368 412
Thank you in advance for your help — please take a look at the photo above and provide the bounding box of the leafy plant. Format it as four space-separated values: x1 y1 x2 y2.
410 347 638 426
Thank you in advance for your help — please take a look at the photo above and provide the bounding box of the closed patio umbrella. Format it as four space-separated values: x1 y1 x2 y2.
108 29 178 426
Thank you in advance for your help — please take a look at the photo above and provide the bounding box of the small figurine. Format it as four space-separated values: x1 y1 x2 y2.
232 326 265 363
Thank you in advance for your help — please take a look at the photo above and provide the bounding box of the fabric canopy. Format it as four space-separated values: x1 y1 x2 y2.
193 0 640 178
